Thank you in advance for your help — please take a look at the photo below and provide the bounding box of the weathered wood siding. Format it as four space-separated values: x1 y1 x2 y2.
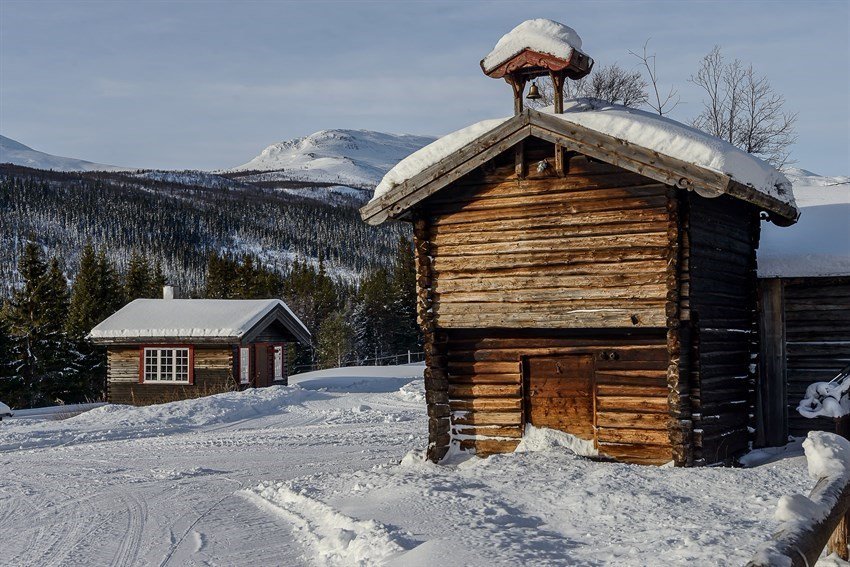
684 193 761 464
107 346 235 405
784 277 850 437
444 329 673 465
424 143 671 330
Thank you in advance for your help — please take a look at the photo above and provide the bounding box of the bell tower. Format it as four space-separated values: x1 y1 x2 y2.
480 19 593 115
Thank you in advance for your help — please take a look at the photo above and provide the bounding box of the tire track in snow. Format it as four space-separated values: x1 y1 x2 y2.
112 492 146 567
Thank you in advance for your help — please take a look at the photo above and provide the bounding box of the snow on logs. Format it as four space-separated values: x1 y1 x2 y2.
748 431 850 566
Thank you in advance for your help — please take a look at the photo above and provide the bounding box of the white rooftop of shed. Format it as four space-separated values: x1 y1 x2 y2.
371 100 795 211
89 299 309 341
758 170 850 278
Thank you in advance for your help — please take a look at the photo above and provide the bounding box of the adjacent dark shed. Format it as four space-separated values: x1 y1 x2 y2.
89 295 311 405
360 19 798 466
756 180 850 443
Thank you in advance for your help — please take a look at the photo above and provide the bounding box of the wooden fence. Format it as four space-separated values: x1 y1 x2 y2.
748 429 850 566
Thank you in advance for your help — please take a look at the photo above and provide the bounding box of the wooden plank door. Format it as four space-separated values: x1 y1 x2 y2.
253 343 270 387
524 355 596 442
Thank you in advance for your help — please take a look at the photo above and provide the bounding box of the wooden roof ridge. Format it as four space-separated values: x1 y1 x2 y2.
359 109 799 227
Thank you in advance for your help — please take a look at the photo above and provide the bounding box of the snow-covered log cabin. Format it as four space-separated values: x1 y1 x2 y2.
360 19 799 466
89 289 311 405
756 173 850 443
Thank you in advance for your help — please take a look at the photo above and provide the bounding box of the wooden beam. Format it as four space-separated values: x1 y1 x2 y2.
756 278 787 447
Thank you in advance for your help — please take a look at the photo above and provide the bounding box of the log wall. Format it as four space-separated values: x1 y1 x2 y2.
425 144 671 330
783 277 850 437
444 329 673 465
684 193 761 464
107 346 235 405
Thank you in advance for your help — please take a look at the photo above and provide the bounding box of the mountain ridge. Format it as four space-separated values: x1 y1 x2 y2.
0 135 128 172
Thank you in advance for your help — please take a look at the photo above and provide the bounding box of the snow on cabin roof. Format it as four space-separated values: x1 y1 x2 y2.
370 99 795 211
481 19 585 74
758 171 850 278
88 299 309 341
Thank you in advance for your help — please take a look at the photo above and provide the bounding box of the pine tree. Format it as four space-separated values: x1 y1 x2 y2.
352 267 393 364
66 244 101 337
66 245 121 403
389 236 420 354
5 243 60 406
95 250 124 316
149 259 166 298
316 310 353 369
40 259 74 402
125 251 152 301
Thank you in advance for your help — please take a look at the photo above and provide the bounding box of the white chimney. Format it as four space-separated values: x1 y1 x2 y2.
162 285 175 300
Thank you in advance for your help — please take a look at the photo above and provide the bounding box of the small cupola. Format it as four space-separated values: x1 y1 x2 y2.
480 18 593 115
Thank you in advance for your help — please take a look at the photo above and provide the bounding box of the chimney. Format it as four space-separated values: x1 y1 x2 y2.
162 285 175 300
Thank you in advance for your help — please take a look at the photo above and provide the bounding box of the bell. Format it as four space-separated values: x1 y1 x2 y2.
526 81 542 100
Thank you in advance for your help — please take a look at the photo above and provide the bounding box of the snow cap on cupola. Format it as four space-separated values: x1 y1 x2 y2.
481 18 593 115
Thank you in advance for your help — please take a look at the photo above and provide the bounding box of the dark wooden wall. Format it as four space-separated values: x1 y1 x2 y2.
107 346 235 405
683 193 761 464
781 277 850 437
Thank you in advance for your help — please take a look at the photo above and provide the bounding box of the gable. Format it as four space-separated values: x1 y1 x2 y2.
419 141 673 330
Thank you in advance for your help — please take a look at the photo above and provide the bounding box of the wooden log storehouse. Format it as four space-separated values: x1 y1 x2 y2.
89 289 311 405
360 19 799 466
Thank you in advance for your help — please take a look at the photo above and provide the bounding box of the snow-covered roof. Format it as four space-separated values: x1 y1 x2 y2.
89 299 310 343
481 19 585 74
758 170 850 277
369 100 795 217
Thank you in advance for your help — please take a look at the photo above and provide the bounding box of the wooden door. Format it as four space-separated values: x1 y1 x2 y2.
525 355 596 442
253 343 270 387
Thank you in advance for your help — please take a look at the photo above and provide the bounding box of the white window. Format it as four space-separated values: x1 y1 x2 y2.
240 347 251 384
273 346 284 381
143 348 190 383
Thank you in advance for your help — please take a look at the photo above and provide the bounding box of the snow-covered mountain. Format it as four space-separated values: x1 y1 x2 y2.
229 129 435 190
0 135 127 172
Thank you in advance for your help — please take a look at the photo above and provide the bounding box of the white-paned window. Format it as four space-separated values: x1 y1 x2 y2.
240 347 251 384
273 346 284 381
142 348 191 383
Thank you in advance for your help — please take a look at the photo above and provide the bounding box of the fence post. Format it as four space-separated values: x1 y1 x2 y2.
829 416 850 560
408 350 411 364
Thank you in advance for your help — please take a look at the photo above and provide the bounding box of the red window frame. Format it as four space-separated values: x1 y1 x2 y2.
138 345 195 385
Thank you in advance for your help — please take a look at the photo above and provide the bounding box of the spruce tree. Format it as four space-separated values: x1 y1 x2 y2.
316 310 353 369
95 249 124 316
389 236 420 354
353 267 393 364
125 251 152 301
149 259 166 298
5 243 57 406
66 244 101 337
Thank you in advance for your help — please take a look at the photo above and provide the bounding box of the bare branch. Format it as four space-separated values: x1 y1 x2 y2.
629 39 680 116
689 46 797 166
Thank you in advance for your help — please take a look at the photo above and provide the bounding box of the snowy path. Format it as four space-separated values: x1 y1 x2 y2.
0 365 816 566
0 366 427 567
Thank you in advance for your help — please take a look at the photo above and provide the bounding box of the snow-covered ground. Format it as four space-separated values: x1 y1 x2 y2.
0 365 818 566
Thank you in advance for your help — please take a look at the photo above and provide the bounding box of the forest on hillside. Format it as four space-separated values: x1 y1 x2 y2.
0 237 419 409
0 165 407 297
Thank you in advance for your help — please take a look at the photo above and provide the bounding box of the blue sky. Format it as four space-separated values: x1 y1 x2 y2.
1 0 847 174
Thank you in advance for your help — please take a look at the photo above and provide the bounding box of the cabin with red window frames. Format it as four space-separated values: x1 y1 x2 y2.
89 290 311 405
